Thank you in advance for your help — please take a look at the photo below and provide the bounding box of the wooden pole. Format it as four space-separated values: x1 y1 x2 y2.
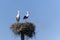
21 32 24 40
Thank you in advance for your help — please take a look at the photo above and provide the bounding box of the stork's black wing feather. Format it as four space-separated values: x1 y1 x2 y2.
23 16 28 19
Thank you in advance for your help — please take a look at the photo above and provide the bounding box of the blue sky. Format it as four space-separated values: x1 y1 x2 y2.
0 0 60 40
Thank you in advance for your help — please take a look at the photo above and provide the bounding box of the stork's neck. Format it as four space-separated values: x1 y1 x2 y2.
26 14 28 17
26 11 29 17
16 13 19 17
16 10 20 17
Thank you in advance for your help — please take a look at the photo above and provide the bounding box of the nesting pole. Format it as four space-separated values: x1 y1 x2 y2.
11 11 35 40
21 32 24 40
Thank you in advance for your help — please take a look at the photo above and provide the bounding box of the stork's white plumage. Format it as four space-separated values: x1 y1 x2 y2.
23 11 29 19
16 10 20 22
26 11 29 17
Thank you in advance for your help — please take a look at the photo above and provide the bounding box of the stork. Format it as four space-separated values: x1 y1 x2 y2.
16 10 20 23
23 11 29 22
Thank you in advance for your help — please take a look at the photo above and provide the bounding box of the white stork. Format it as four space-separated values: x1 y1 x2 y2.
23 11 29 22
16 10 20 22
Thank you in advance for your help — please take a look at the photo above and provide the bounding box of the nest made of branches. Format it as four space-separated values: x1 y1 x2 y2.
11 22 35 38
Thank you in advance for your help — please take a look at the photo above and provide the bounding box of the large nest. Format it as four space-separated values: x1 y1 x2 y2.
11 22 35 38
